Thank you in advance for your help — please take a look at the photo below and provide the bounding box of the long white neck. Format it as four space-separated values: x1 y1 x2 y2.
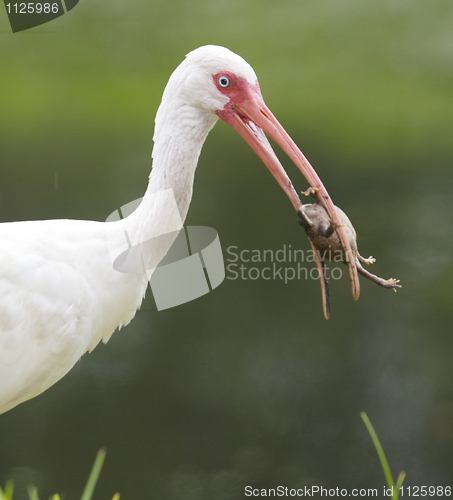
148 98 218 221
117 93 219 269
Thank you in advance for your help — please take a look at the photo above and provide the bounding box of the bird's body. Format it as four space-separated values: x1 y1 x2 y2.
0 219 147 413
0 45 350 414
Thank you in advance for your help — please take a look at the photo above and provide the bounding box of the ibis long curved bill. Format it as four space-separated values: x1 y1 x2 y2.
217 83 360 300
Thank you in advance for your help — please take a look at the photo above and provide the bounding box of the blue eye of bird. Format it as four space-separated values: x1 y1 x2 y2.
218 76 230 88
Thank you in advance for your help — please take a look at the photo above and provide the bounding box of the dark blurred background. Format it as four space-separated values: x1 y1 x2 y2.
1 0 452 498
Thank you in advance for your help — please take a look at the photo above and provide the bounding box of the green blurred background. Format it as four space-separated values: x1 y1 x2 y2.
1 0 453 497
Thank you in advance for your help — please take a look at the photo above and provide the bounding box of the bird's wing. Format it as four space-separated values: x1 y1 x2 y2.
0 218 147 414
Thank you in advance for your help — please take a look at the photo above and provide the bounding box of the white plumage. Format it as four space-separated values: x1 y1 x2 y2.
0 45 349 414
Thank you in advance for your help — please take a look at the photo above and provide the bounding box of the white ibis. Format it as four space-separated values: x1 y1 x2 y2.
0 45 357 414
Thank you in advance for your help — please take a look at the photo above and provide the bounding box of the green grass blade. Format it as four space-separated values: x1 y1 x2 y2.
1 482 14 500
80 449 107 500
360 412 395 490
27 485 39 500
5 482 14 500
361 412 406 500
395 471 406 492
7 482 14 500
